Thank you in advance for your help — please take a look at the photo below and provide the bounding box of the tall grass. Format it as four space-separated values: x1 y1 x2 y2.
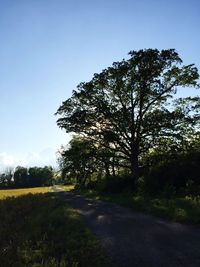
0 192 109 266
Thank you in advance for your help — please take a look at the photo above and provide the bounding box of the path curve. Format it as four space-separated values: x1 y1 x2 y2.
58 191 200 267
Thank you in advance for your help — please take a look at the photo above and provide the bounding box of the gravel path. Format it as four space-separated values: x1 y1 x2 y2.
58 191 200 267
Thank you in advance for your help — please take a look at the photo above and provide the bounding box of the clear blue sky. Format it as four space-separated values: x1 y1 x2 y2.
0 0 199 170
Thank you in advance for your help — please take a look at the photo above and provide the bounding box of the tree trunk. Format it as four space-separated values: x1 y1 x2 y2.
130 144 139 188
111 157 116 176
131 156 139 178
104 161 110 177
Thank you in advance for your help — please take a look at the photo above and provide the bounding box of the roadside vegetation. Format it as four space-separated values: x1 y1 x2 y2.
0 190 109 267
56 49 200 225
77 189 200 225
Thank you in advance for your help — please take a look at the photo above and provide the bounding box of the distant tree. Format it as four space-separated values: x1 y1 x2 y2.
28 166 54 187
0 168 13 188
0 173 6 188
56 49 199 185
13 166 28 188
40 166 54 186
11 166 54 188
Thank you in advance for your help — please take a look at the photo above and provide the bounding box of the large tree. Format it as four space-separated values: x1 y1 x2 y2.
56 49 199 184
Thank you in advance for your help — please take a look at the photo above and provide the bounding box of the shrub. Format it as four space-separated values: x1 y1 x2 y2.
95 175 134 193
144 151 200 195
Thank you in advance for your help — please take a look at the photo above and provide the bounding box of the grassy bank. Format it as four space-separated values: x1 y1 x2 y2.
0 191 109 266
76 190 200 225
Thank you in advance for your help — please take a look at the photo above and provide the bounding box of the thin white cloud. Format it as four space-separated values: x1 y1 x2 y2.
0 152 27 169
26 148 57 167
0 148 58 172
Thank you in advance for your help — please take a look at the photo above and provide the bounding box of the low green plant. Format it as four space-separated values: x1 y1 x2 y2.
0 192 109 266
77 189 200 225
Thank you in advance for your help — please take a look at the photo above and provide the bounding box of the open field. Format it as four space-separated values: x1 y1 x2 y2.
61 185 75 191
0 188 109 266
0 185 75 199
0 187 51 199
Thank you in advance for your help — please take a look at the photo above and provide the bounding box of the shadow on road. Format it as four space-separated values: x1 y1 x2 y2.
58 191 200 267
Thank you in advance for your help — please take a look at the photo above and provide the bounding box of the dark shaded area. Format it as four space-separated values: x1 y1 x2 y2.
144 150 200 195
59 191 200 267
0 192 109 267
59 143 200 197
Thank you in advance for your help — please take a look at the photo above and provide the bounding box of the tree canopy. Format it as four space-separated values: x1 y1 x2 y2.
56 49 199 184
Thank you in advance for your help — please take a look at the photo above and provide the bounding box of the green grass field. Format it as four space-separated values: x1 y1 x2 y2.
0 188 109 267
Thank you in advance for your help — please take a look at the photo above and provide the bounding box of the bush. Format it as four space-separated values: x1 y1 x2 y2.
94 175 134 193
144 151 200 196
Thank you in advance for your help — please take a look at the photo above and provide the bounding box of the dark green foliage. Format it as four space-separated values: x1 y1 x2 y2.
58 136 118 187
28 166 54 187
87 175 134 193
56 49 199 183
58 137 98 188
13 166 28 187
0 168 13 188
0 166 54 189
144 151 200 195
0 193 109 267
56 48 200 198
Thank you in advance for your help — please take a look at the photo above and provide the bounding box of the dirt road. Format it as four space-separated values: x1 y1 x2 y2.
58 191 200 267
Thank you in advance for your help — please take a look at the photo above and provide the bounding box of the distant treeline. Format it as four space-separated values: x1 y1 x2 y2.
0 166 54 189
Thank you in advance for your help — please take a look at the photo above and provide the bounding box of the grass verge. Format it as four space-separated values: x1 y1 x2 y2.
0 192 110 267
76 190 200 225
